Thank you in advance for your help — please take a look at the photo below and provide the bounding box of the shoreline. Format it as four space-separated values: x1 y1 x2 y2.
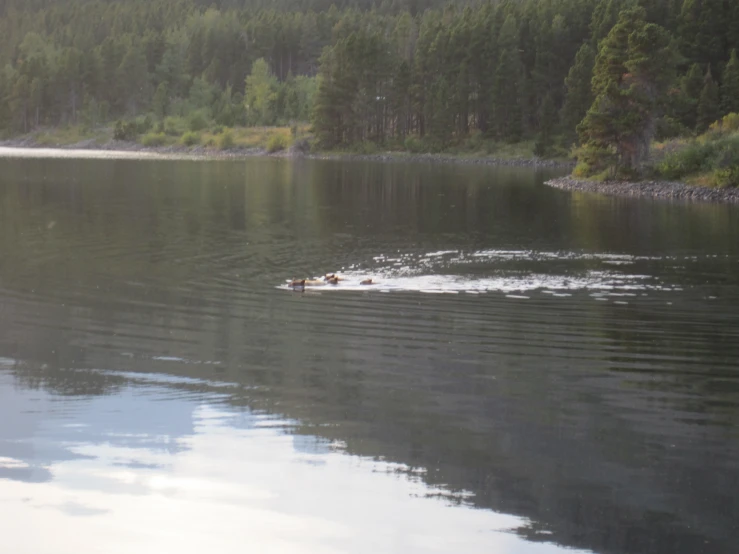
0 137 574 168
545 177 739 204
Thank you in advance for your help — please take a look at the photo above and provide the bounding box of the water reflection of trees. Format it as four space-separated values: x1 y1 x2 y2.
1 157 739 554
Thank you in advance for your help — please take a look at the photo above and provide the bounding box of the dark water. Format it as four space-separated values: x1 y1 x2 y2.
1 149 738 554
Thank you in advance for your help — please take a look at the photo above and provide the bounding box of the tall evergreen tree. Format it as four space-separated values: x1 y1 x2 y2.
720 49 739 116
534 93 557 157
561 42 595 145
696 66 719 132
577 7 675 177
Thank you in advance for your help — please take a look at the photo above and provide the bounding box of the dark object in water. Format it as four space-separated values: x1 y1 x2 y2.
288 279 306 291
360 278 373 285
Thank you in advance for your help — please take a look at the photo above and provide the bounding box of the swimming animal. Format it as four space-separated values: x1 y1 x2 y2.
287 275 374 290
288 279 306 291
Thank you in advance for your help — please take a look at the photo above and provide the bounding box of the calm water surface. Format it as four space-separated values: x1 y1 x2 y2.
0 149 738 554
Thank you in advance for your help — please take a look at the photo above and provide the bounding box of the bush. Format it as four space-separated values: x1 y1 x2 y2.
266 133 289 153
656 142 713 179
403 135 424 153
188 110 209 132
164 116 186 136
709 113 739 136
113 120 138 141
351 141 379 155
218 129 235 150
655 116 689 141
181 131 200 146
141 132 167 147
212 125 224 135
134 114 153 134
711 167 739 188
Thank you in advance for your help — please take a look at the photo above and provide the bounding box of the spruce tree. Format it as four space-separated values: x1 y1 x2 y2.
534 94 557 157
696 67 720 132
561 43 595 144
577 7 675 177
720 50 739 116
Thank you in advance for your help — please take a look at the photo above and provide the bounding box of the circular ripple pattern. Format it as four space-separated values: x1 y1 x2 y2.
1 154 738 554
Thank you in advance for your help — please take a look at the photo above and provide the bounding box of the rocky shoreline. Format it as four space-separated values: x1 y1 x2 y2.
545 176 739 204
0 137 574 168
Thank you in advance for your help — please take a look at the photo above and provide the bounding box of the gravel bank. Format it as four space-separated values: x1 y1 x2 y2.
545 177 739 204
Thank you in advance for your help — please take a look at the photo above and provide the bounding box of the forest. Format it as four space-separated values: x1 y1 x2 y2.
1 0 739 178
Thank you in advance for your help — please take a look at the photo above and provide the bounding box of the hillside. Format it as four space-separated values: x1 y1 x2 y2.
0 0 738 172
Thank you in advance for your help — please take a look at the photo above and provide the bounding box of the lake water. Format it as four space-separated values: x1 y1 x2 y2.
0 149 738 554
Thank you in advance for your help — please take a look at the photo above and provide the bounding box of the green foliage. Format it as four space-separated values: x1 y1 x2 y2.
654 116 689 141
654 130 739 187
404 136 424 153
711 167 739 188
113 120 137 141
0 0 737 159
709 113 739 135
534 94 557 158
141 132 167 147
577 7 676 178
187 109 209 132
180 131 200 146
163 116 186 136
721 50 739 116
561 43 595 145
696 69 720 133
266 133 289 153
217 129 235 150
245 58 278 126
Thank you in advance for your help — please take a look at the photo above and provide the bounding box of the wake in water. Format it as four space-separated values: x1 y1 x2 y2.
277 249 690 295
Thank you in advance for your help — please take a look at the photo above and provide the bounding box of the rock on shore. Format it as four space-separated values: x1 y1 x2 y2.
545 177 739 204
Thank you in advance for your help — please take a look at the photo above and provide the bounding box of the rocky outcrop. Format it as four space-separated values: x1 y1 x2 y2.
545 177 739 203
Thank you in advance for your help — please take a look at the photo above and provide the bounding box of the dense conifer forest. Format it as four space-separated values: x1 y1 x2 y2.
1 0 738 177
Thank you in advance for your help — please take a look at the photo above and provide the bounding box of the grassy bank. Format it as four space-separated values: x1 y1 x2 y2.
650 114 739 188
0 117 574 164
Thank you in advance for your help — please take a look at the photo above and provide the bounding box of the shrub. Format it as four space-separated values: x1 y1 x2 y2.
134 114 153 134
218 129 235 150
291 137 311 154
656 141 712 179
212 125 224 135
181 131 200 146
113 120 138 141
164 116 186 136
711 167 739 188
403 135 424 153
266 133 289 153
709 113 739 135
655 116 689 141
141 132 167 147
351 141 379 155
187 110 209 132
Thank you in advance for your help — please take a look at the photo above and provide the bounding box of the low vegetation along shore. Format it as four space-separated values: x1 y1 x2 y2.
0 123 572 167
545 114 739 204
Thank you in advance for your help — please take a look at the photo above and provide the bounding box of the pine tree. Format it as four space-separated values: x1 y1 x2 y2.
720 49 739 115
534 94 557 157
696 67 720 132
671 63 704 130
152 82 169 119
561 43 595 144
577 7 675 177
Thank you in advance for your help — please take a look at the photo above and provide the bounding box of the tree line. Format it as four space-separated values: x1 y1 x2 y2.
1 0 738 163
